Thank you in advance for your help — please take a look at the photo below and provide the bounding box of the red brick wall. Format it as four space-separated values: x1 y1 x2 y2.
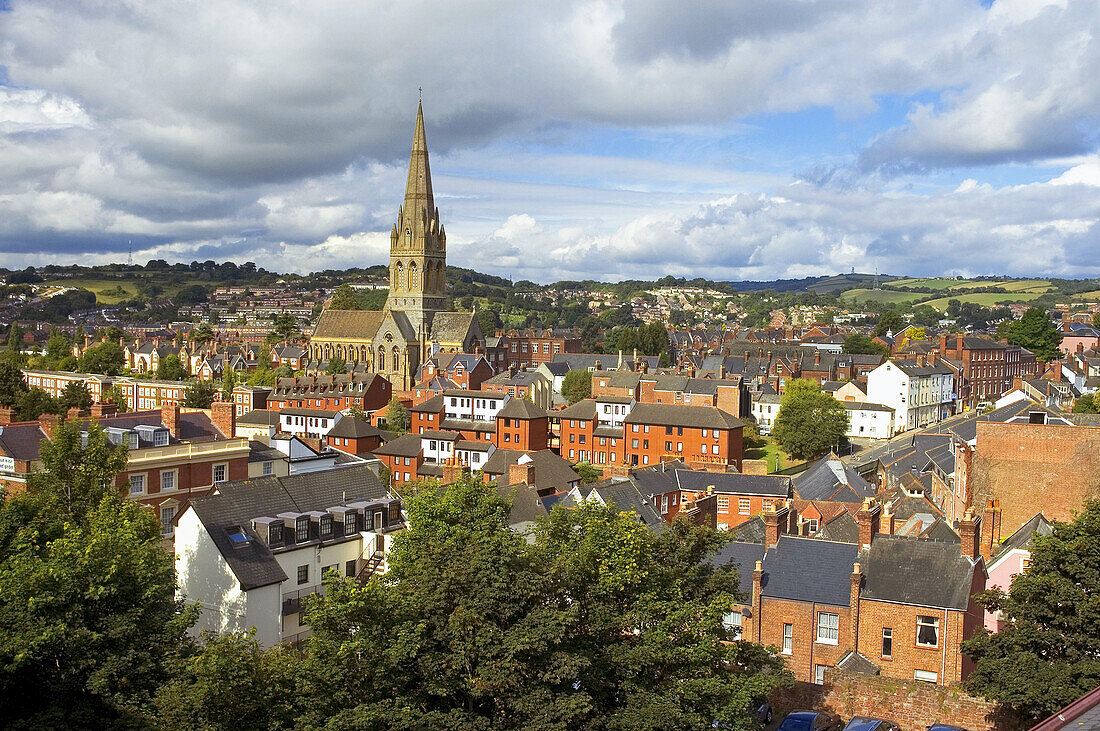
973 421 1100 534
624 422 742 470
757 597 851 683
854 599 970 685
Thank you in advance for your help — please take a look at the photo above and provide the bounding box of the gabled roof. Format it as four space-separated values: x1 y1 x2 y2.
859 535 977 610
761 536 859 606
794 454 874 502
429 312 479 344
674 470 792 497
592 479 665 531
992 512 1052 562
410 394 444 413
816 510 859 543
498 398 549 419
237 409 281 427
624 403 743 429
188 464 389 591
483 449 581 492
708 540 766 598
373 433 422 458
312 309 384 339
557 399 597 420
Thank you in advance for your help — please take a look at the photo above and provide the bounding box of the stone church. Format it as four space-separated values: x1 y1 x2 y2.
308 103 482 390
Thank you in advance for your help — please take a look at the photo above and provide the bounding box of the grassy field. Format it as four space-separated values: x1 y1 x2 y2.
744 436 805 473
47 278 141 304
889 277 972 290
923 292 1044 311
999 279 1052 293
840 288 928 306
1071 290 1100 301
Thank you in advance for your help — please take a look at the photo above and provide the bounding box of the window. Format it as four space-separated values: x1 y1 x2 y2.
717 496 729 511
661 495 669 513
160 506 175 534
782 623 793 654
213 463 227 484
269 523 283 545
806 518 819 533
739 497 750 515
722 611 742 638
914 669 938 683
344 511 357 535
297 565 309 585
881 627 893 658
346 559 357 577
129 474 145 495
295 517 309 542
814 665 827 685
160 470 175 492
816 612 839 644
701 444 708 454
262 460 274 476
916 616 939 647
320 515 333 538
631 438 639 448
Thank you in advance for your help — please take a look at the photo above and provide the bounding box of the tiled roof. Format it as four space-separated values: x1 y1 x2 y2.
761 536 859 606
312 309 384 339
498 398 549 419
859 535 976 610
708 540 766 598
674 470 792 497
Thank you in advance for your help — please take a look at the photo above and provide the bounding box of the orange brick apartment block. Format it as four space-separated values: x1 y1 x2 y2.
717 500 986 686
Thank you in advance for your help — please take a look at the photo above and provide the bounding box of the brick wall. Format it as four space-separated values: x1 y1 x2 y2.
972 421 1100 534
772 669 1024 731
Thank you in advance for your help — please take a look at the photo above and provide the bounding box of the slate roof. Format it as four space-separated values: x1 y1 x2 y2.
708 540 766 598
816 511 859 544
497 483 548 527
992 512 1052 562
597 479 665 529
483 449 581 492
728 515 767 543
280 407 338 419
410 394 444 413
836 651 881 676
498 398 549 419
0 422 47 461
859 535 977 610
674 470 792 497
557 399 597 420
761 536 859 607
313 309 384 339
429 312 479 344
627 460 683 497
625 403 743 429
794 455 874 502
372 433 422 457
326 417 383 439
892 359 954 377
188 464 389 591
484 370 545 387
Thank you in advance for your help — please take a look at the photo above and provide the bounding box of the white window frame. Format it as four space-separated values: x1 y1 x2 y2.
716 496 729 512
782 623 793 654
213 463 228 484
916 615 940 647
129 473 145 495
914 669 938 683
816 612 839 645
160 469 176 493
738 497 750 515
814 664 827 685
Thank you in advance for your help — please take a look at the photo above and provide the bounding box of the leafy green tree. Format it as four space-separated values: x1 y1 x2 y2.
247 366 277 387
77 340 125 375
58 380 93 412
190 323 215 346
384 397 409 435
572 461 603 484
156 353 187 381
267 313 302 344
328 284 362 310
1093 311 1100 330
183 380 218 408
298 477 791 730
842 333 888 356
33 420 129 521
562 369 592 404
1073 393 1097 413
963 500 1100 722
154 631 301 730
0 360 27 407
873 309 904 337
220 369 237 402
43 327 72 368
6 322 23 352
477 307 503 336
15 388 59 421
771 379 849 460
325 355 347 375
102 384 130 413
997 308 1063 361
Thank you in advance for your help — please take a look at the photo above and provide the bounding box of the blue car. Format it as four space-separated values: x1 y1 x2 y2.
843 719 899 731
778 710 844 731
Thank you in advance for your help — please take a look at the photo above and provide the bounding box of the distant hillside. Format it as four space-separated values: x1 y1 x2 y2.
721 273 899 294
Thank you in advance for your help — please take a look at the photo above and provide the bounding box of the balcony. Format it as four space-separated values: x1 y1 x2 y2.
282 584 327 616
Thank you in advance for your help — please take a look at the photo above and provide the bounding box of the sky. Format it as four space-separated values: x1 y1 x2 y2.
0 0 1099 283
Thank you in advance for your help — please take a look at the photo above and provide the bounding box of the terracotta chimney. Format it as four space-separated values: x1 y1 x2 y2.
38 413 59 439
750 559 764 643
857 498 881 550
162 403 181 438
0 407 14 425
211 401 236 438
441 462 464 484
814 350 821 366
956 334 964 351
66 406 83 421
939 333 948 352
879 501 895 535
959 508 980 561
90 402 118 420
763 501 789 549
849 562 863 650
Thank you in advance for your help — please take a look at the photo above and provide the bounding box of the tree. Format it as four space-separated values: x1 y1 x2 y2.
1072 393 1097 413
43 327 72 368
77 341 125 375
190 323 215 346
7 322 23 352
384 397 409 435
220 369 237 402
156 353 187 381
873 309 904 337
841 334 887 356
0 360 27 407
476 307 503 336
1093 311 1100 330
33 420 129 521
247 366 277 387
267 313 301 345
572 461 603 484
15 388 58 421
963 500 1100 722
771 379 849 460
328 284 362 310
297 476 791 729
997 308 1063 361
154 631 300 730
562 369 592 404
325 355 347 375
183 380 218 408
102 384 130 413
58 380 92 412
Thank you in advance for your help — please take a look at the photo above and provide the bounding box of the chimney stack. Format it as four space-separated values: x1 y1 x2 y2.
879 501 895 535
939 333 948 352
0 407 14 425
90 401 118 420
66 406 83 422
441 462 464 484
979 499 1002 561
38 413 59 439
508 461 536 488
959 508 981 561
750 560 764 643
849 562 863 649
211 401 236 438
857 498 881 550
763 500 789 549
162 403 181 438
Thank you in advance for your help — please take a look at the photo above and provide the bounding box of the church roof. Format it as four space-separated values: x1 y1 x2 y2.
429 312 478 345
313 309 384 340
404 101 434 222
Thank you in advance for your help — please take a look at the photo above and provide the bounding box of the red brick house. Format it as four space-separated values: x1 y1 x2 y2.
267 372 391 413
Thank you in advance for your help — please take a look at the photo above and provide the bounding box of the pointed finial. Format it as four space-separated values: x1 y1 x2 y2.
419 86 422 102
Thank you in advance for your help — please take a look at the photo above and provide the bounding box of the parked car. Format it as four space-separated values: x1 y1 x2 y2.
750 695 773 725
928 725 969 731
843 719 899 731
778 710 844 731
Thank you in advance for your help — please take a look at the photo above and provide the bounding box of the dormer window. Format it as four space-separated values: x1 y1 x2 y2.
320 515 333 538
344 511 357 535
154 429 168 446
295 517 309 543
269 523 284 545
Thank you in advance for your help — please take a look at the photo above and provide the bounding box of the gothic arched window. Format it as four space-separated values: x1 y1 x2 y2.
394 261 403 291
409 261 418 290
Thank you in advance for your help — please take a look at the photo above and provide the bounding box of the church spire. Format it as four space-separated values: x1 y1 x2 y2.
403 101 434 223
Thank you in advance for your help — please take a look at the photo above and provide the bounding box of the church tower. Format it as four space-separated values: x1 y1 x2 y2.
386 101 447 334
